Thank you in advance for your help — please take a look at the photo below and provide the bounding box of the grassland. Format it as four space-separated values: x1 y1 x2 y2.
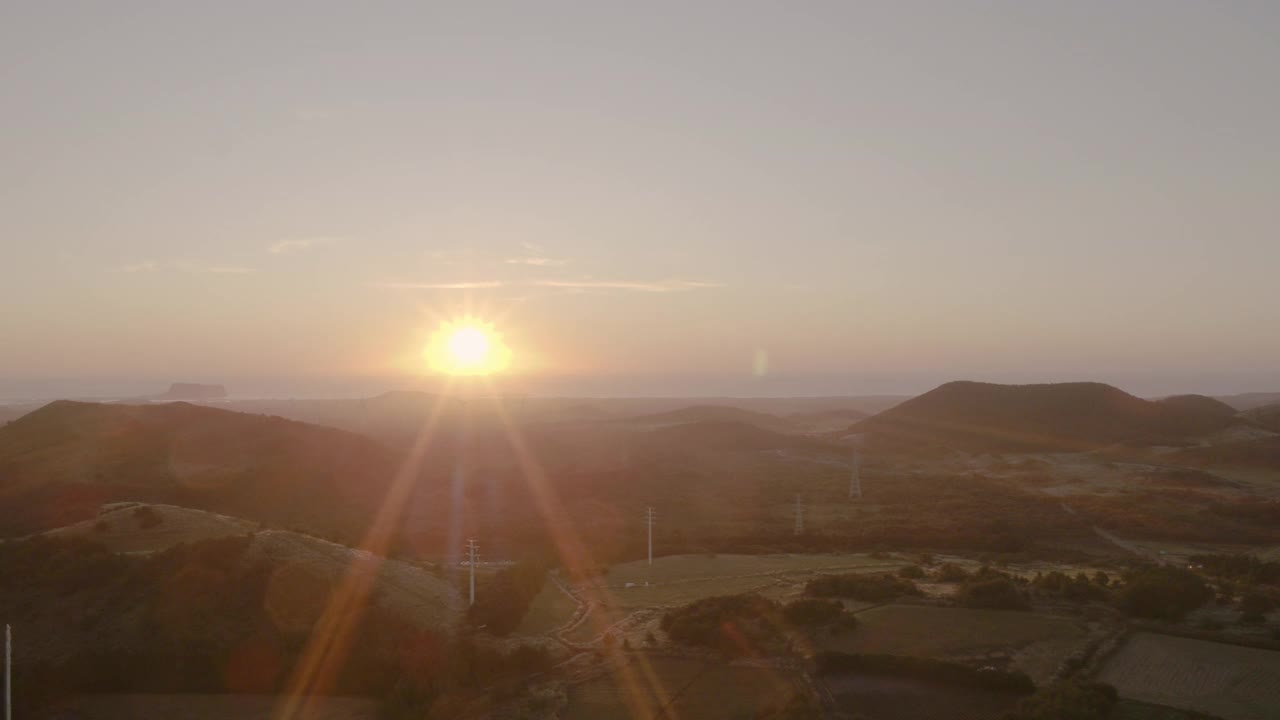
52 694 376 719
43 503 257 553
563 655 803 720
515 575 582 636
815 604 1090 684
823 674 1021 720
554 553 903 644
1098 632 1280 720
585 553 902 609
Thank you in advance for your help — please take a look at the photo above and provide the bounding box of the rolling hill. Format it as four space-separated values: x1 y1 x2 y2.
1243 403 1280 433
624 405 798 433
850 381 1241 452
0 400 406 538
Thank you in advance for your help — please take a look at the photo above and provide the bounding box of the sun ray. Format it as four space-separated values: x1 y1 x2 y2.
275 382 455 720
480 381 676 720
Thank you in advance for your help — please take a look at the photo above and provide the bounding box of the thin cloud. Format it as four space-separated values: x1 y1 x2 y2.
533 279 722 293
114 260 257 274
376 281 504 290
505 257 568 267
269 237 338 255
519 240 544 253
200 265 258 274
114 260 159 273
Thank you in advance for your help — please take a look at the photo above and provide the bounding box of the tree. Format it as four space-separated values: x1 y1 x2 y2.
1240 592 1275 623
959 577 1028 610
1118 566 1212 621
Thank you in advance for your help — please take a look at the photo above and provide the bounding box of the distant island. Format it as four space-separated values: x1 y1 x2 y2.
142 383 227 402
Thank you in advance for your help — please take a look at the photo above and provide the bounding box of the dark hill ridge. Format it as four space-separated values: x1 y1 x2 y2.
0 400 401 538
642 420 841 454
1156 394 1238 418
850 381 1239 452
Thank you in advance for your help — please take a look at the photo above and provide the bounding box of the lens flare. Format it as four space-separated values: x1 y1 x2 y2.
425 318 510 375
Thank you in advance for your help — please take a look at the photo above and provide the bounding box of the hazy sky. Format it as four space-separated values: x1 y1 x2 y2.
3 1 1278 398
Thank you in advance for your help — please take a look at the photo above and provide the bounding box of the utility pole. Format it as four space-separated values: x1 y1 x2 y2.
5 624 10 720
645 507 656 565
466 539 479 606
794 494 805 536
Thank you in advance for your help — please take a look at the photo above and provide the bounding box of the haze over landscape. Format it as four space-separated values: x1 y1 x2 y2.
3 3 1280 720
4 1 1279 399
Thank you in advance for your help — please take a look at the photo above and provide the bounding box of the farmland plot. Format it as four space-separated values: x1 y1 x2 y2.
563 655 803 720
816 604 1090 684
1098 632 1280 720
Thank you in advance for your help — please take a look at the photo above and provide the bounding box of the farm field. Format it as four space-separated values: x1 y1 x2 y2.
515 575 581 636
1098 632 1280 720
556 553 904 643
53 694 376 719
1111 698 1228 719
823 674 1022 720
563 655 803 720
582 553 903 609
815 604 1091 684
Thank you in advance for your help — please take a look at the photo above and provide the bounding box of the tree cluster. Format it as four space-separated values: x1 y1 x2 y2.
804 573 921 602
815 652 1035 694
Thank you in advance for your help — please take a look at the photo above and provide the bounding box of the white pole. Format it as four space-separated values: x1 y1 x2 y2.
466 539 478 606
645 507 655 565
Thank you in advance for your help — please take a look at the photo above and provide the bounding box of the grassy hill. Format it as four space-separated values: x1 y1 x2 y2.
0 526 462 706
851 381 1240 452
1243 403 1280 433
0 400 402 538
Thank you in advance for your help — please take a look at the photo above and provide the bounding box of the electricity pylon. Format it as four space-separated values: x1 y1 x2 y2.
794 494 805 536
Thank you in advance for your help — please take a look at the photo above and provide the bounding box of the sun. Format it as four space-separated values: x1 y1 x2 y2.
425 318 511 375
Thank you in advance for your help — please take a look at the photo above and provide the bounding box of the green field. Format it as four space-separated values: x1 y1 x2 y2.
816 604 1089 684
1098 632 1280 720
563 655 804 720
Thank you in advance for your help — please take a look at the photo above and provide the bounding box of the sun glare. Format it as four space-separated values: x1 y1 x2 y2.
426 319 510 375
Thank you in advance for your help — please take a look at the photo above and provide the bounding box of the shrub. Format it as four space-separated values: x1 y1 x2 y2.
783 598 844 626
660 594 786 657
936 563 969 582
898 565 925 579
1003 679 1117 719
816 652 1033 694
1239 592 1275 623
133 506 163 530
805 573 920 602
